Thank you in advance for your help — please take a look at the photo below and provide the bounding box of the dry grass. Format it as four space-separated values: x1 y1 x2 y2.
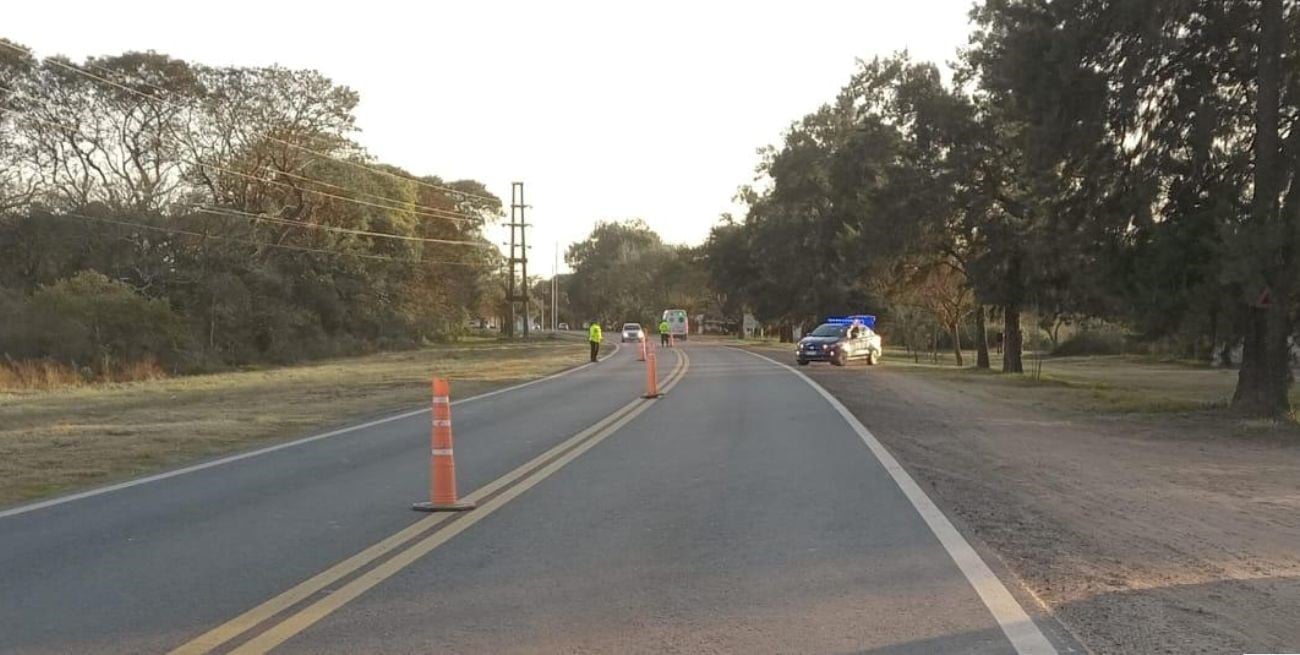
0 337 589 506
106 357 167 384
0 357 170 391
0 359 88 390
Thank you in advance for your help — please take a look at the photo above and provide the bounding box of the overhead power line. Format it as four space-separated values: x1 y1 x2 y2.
181 155 482 224
0 104 482 227
42 211 492 267
0 90 479 223
208 161 476 222
189 205 493 247
0 40 501 206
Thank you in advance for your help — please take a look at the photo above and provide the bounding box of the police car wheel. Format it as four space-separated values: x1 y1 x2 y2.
831 352 846 366
796 358 809 366
866 352 877 366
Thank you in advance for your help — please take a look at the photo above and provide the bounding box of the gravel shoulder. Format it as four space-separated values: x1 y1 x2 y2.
747 344 1300 654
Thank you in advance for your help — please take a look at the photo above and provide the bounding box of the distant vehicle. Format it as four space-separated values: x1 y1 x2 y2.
796 315 882 367
621 323 644 342
558 322 570 331
661 309 688 340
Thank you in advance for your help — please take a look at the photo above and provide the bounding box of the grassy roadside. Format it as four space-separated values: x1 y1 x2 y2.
0 336 592 506
878 346 1300 417
739 341 1300 426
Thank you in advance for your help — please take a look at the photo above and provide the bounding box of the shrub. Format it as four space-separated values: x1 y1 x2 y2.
23 272 190 372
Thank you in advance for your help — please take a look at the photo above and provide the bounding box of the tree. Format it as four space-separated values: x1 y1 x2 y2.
970 0 1299 415
841 54 991 367
1231 0 1297 415
882 255 973 366
703 216 755 335
564 220 715 327
736 91 898 336
565 220 665 325
0 44 502 370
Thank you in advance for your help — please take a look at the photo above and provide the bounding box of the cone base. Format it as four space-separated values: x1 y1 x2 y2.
642 393 662 399
411 500 476 512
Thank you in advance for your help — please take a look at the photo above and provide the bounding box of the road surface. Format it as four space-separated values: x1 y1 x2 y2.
0 344 1067 654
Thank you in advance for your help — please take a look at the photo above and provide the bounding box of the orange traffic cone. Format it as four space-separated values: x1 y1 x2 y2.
412 377 476 512
643 349 662 399
637 335 647 361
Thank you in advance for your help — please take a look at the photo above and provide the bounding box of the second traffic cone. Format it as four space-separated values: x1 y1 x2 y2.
412 377 475 512
643 349 662 399
638 335 647 361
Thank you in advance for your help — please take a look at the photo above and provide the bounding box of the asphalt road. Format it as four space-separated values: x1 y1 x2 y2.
0 343 1064 654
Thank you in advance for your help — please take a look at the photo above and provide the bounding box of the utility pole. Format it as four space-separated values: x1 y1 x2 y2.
552 241 558 331
520 183 529 339
507 182 530 338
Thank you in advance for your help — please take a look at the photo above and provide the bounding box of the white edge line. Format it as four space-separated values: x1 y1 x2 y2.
733 348 1058 655
0 341 622 520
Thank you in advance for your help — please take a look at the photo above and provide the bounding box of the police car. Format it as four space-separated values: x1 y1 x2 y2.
796 315 883 366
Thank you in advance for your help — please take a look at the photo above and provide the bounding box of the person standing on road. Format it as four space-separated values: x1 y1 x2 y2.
658 318 671 347
588 321 602 362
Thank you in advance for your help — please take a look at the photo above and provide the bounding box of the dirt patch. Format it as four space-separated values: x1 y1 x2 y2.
750 346 1300 654
0 337 591 507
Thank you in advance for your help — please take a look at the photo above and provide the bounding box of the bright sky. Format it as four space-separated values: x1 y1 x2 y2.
6 0 975 272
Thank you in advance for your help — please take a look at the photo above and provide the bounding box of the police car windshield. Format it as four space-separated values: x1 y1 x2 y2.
810 324 847 337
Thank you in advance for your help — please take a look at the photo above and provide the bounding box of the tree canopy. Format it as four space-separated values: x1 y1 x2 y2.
697 0 1300 416
563 219 713 327
0 41 503 373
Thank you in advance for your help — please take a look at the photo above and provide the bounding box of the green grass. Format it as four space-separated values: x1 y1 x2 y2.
878 346 1300 416
737 341 1298 419
0 337 591 506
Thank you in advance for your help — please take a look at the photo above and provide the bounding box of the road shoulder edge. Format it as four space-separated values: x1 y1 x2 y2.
0 341 623 520
731 347 1061 655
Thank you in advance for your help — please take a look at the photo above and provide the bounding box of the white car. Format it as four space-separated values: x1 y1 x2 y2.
620 323 644 342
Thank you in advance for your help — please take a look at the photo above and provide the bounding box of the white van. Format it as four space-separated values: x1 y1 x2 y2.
661 309 689 340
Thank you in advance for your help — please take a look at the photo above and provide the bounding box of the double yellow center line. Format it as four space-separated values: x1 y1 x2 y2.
173 349 690 655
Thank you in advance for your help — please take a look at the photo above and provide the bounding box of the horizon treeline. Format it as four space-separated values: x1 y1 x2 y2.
698 0 1300 416
0 40 507 379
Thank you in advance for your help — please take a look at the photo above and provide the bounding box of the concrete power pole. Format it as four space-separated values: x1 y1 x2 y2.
507 182 530 338
519 183 529 339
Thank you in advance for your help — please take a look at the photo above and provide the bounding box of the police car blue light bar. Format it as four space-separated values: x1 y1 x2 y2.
825 315 876 328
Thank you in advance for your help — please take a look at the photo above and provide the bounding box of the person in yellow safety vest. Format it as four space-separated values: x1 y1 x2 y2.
588 321 602 362
658 319 671 347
